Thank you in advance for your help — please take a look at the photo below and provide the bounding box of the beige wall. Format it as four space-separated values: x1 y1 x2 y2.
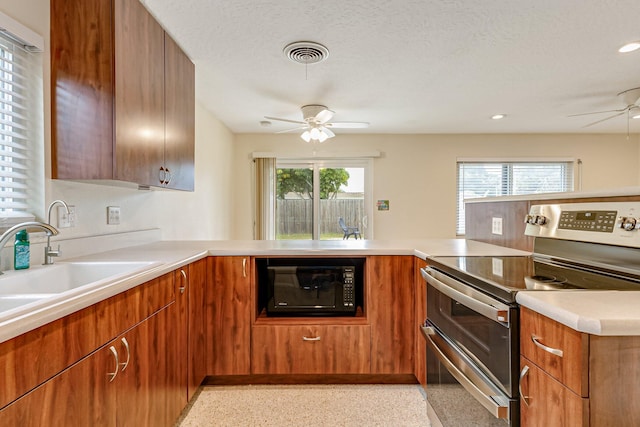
232 133 640 240
2 1 234 241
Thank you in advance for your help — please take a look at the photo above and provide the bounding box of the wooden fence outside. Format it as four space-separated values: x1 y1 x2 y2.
277 199 365 235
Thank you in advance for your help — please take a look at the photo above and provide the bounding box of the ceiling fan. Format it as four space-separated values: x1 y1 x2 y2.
569 87 640 132
265 105 369 142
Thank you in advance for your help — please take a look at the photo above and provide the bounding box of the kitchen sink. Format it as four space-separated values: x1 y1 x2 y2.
0 261 157 296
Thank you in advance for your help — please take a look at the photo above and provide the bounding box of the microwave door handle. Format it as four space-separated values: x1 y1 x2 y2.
421 267 510 324
425 326 509 420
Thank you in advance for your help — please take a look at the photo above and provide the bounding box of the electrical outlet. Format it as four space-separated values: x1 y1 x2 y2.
57 205 76 228
492 217 503 235
107 206 121 225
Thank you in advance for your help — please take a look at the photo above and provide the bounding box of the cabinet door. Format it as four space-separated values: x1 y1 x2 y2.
177 260 207 401
368 256 415 374
414 257 427 388
519 357 587 427
113 0 165 186
252 324 371 374
164 33 195 191
116 301 179 427
0 344 117 426
206 257 251 375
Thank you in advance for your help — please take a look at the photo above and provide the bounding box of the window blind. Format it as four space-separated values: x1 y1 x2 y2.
457 161 574 235
0 30 43 224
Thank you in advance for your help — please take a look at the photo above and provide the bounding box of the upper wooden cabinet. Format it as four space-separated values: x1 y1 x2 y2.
51 0 195 190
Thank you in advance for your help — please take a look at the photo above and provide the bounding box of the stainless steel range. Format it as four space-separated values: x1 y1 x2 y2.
421 201 640 427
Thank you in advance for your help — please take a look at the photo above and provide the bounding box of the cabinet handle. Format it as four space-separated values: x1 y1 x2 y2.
164 168 172 185
158 166 166 185
179 269 187 294
242 258 247 278
107 345 119 382
302 336 321 341
531 335 564 357
119 338 130 371
519 365 530 407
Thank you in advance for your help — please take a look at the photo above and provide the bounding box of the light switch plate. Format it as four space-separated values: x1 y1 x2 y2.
107 206 121 225
491 217 503 235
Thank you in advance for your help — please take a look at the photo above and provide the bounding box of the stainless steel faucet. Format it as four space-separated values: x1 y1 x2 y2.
0 221 59 274
45 200 70 265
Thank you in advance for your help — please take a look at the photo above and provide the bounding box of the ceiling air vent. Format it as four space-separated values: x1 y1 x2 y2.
283 41 329 65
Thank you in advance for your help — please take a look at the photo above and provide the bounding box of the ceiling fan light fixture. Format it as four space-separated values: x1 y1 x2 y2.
491 114 506 120
317 131 329 143
301 130 311 142
618 41 640 53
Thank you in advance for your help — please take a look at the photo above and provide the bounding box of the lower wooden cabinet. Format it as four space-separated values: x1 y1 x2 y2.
251 324 371 374
519 356 586 427
206 256 251 375
1 298 179 426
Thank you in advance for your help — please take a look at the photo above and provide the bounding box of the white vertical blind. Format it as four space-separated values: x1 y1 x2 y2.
0 28 43 223
457 161 574 234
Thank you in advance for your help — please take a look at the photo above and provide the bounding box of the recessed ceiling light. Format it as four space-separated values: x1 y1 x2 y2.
491 114 506 120
619 41 640 53
632 114 640 119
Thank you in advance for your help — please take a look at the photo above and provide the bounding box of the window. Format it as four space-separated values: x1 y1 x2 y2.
457 160 574 234
0 15 44 227
275 159 372 240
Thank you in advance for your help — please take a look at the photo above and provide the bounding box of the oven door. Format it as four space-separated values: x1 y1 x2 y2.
421 266 519 426
422 321 518 426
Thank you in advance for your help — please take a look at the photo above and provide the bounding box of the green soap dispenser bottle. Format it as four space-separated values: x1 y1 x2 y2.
14 229 30 270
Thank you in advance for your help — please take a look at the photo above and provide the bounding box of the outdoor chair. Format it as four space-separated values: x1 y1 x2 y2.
339 217 361 240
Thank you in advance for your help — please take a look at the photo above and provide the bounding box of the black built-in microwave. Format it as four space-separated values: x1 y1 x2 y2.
256 258 364 316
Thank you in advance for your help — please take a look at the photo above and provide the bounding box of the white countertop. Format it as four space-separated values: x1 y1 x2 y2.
3 237 639 342
517 291 640 336
0 238 528 343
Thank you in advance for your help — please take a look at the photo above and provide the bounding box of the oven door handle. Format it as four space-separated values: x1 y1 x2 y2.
422 324 510 420
421 267 510 324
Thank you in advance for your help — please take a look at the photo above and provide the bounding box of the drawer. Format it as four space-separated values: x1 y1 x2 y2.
520 307 589 396
252 324 371 374
519 356 588 427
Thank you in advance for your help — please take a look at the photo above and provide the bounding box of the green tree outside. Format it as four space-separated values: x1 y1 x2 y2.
277 168 350 199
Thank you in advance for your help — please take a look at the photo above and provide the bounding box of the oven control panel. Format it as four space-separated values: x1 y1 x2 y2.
525 201 640 248
557 210 617 232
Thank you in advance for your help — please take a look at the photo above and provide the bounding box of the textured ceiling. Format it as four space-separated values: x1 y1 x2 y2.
142 0 640 134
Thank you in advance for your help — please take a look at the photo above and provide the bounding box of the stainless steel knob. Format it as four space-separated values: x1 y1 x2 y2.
621 217 637 231
535 215 547 226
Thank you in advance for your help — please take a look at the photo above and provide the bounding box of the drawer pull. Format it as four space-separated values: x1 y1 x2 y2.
120 337 130 371
531 335 564 357
179 269 187 294
519 365 530 407
107 345 119 382
302 336 321 341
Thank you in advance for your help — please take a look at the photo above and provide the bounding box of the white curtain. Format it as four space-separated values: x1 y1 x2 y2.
254 157 276 240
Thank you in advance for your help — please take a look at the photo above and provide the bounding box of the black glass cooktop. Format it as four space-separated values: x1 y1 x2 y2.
427 255 640 303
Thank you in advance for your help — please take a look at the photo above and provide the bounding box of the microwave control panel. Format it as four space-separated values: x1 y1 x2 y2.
343 267 355 307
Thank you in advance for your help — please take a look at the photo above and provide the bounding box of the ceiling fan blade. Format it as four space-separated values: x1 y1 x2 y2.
275 126 307 134
581 111 626 128
326 121 370 129
264 116 306 125
320 126 335 138
315 109 334 124
568 108 627 117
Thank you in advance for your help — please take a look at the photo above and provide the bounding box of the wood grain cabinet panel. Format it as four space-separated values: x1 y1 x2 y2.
206 257 252 375
519 356 587 427
367 256 415 374
520 307 588 396
252 325 371 374
51 0 195 190
0 274 180 427
414 257 427 388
